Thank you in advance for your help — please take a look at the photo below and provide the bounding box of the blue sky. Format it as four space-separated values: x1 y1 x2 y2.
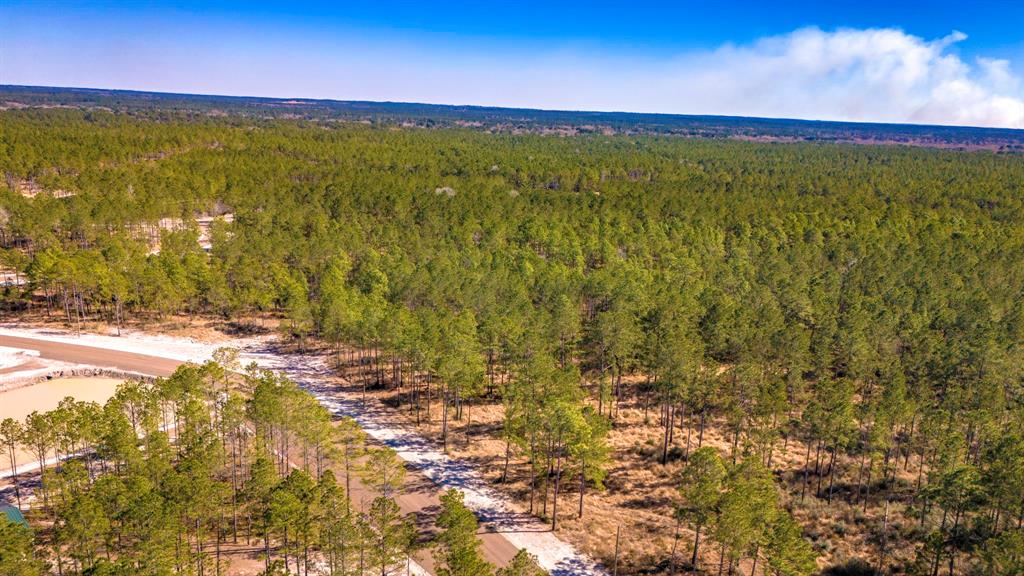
2 1 1023 127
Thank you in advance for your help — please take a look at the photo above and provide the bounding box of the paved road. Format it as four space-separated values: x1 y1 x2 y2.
0 333 525 574
0 334 181 376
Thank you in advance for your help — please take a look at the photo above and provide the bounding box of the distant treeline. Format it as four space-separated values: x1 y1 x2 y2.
3 85 1024 150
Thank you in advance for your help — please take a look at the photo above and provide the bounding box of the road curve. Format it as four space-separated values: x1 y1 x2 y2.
0 334 181 376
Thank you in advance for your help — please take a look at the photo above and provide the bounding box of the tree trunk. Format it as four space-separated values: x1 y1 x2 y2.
6 444 21 509
691 524 702 567
551 450 563 530
578 456 586 517
826 444 839 504
502 438 512 483
442 389 449 453
698 408 707 447
801 438 812 503
662 402 673 465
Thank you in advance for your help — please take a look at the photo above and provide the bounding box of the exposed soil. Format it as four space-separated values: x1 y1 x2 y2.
0 377 123 473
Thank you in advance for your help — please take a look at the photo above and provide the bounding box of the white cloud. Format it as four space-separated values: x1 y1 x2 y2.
671 26 1024 126
605 27 1024 128
385 26 1024 129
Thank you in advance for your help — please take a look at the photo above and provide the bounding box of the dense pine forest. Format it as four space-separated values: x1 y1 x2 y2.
2 106 1023 575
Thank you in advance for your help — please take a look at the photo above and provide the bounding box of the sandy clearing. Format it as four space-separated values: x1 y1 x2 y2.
0 377 124 475
0 376 123 422
0 357 48 376
0 341 97 390
0 345 45 378
0 345 40 368
0 333 436 576
0 333 187 378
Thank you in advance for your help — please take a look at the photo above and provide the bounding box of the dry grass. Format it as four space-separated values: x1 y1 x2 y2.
333 362 927 575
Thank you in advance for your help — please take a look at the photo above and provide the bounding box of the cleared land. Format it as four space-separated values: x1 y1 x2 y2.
0 376 123 473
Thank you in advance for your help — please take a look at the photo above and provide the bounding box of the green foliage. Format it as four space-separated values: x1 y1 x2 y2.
980 530 1024 576
497 549 548 576
766 512 817 576
434 489 494 576
0 362 426 576
361 446 407 500
679 447 726 530
679 449 818 573
364 496 416 575
0 516 46 576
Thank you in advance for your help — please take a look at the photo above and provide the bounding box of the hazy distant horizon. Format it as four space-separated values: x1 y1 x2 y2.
2 1 1023 128
9 82 1024 134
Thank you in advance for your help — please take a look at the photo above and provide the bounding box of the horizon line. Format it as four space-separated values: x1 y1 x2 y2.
4 83 1024 134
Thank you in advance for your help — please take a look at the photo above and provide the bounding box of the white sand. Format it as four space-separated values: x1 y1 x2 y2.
0 345 39 369
0 324 262 363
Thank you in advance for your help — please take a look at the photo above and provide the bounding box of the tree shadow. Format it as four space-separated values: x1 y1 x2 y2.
821 559 882 576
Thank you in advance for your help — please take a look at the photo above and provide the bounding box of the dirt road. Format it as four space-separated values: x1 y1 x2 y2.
0 334 180 376
0 332 583 575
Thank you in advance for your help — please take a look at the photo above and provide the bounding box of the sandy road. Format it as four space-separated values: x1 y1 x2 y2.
0 330 606 575
0 334 180 376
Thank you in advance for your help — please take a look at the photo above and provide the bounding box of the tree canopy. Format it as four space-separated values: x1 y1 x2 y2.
2 108 1023 574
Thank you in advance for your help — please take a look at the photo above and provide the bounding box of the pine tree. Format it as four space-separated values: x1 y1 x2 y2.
765 512 816 576
678 446 726 568
1 418 25 510
364 496 415 576
332 417 367 504
361 446 407 500
0 516 47 576
434 489 494 576
243 455 279 570
496 549 548 576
